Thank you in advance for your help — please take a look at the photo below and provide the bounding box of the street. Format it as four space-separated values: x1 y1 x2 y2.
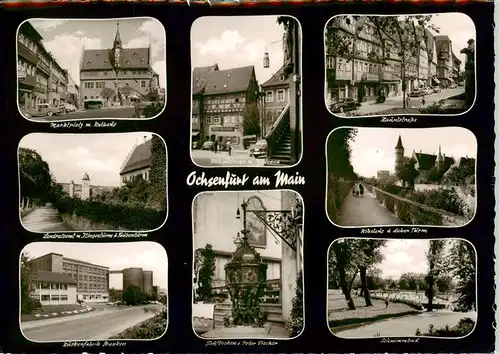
21 205 71 233
335 87 465 117
337 187 402 226
28 107 136 121
21 304 164 341
335 310 477 338
192 149 266 167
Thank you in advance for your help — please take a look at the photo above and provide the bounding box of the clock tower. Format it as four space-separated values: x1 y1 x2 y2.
113 21 123 67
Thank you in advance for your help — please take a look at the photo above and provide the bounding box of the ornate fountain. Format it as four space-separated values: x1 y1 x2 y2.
224 199 268 327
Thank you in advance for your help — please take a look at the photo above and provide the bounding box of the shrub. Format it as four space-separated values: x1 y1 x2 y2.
415 317 475 337
55 197 165 230
21 297 42 315
419 102 445 114
143 102 164 118
371 295 424 310
285 271 304 337
111 308 168 339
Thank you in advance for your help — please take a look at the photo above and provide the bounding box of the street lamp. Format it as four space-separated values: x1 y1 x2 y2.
262 40 281 69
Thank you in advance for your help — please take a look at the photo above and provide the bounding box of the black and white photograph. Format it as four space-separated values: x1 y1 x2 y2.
324 13 476 117
19 132 167 233
190 15 303 167
191 190 304 339
17 18 166 121
20 241 168 342
326 127 476 227
328 238 477 338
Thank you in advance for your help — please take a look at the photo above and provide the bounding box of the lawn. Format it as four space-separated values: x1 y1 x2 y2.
328 292 419 331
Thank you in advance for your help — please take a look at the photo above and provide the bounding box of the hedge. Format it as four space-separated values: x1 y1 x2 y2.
415 317 475 337
110 309 168 339
55 197 165 230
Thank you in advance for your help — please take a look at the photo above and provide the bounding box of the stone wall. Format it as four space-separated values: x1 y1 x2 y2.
414 184 476 217
60 213 126 231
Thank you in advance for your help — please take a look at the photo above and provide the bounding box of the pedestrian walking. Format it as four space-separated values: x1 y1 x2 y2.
226 140 232 156
421 96 426 107
359 183 364 197
406 94 411 108
214 140 218 154
385 298 389 309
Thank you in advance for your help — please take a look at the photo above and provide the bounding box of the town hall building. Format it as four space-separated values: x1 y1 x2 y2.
79 22 160 107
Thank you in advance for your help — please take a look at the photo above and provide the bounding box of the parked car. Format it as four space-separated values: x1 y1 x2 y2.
433 87 442 93
59 103 77 114
192 141 202 149
84 100 103 109
200 141 214 151
329 98 361 113
423 87 433 95
21 103 61 118
449 83 458 89
249 139 268 158
408 89 426 97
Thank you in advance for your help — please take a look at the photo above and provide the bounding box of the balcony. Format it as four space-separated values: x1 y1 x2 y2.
327 69 352 82
380 71 400 82
34 83 47 94
18 74 37 88
36 60 50 76
18 43 38 65
355 72 379 82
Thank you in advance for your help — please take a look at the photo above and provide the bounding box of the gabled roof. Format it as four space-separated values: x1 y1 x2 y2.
193 64 219 95
32 270 77 285
261 65 289 88
199 66 256 96
81 48 151 71
414 152 437 170
120 139 152 175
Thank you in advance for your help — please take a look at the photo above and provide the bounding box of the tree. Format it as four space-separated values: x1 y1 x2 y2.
325 15 439 108
19 148 54 206
109 288 122 302
327 128 358 179
426 165 448 183
331 240 356 310
446 240 476 311
196 244 216 302
100 87 115 101
395 156 419 188
442 163 475 187
436 275 454 294
398 272 427 291
122 285 146 306
149 135 167 211
357 239 387 306
328 249 340 290
285 271 303 336
242 102 261 136
425 240 447 311
20 252 41 314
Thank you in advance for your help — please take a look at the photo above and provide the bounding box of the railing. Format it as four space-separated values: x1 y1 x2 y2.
265 102 290 158
37 60 50 76
364 184 469 226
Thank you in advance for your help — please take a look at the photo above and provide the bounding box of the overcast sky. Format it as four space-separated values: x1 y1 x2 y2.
23 242 168 290
191 15 296 85
19 132 155 187
345 127 477 178
27 18 166 87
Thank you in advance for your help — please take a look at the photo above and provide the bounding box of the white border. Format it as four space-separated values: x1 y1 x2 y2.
190 189 305 340
323 13 477 119
16 17 167 123
326 237 478 339
188 15 304 169
324 126 478 228
17 131 169 234
18 240 169 343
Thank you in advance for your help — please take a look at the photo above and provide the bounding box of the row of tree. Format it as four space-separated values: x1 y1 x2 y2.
329 239 476 312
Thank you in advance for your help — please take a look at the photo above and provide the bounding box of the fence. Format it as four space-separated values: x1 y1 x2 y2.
364 184 469 226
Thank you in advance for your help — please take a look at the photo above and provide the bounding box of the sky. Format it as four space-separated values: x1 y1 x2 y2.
347 127 477 178
19 132 155 187
191 15 296 85
22 242 168 290
27 18 166 87
426 13 476 70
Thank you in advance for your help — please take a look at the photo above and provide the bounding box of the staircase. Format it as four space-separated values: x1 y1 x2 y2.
214 301 284 328
266 103 292 165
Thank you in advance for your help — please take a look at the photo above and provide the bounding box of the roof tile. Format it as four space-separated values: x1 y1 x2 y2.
120 139 152 175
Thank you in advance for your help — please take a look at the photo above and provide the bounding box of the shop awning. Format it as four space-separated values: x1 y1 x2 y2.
432 77 440 84
192 132 200 136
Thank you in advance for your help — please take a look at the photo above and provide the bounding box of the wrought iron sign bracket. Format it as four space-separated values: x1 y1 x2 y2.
246 209 297 252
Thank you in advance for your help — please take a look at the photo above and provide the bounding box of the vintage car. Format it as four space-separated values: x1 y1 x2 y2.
408 89 426 97
329 98 361 113
248 139 268 158
200 141 215 151
21 103 61 118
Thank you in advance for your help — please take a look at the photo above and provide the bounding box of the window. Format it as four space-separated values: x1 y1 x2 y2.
51 295 59 301
41 295 50 301
231 137 240 145
51 284 58 290
265 91 273 103
141 81 146 88
61 284 68 290
41 283 49 289
205 116 213 125
327 57 335 69
213 116 221 124
60 295 68 301
96 82 105 89
277 89 285 102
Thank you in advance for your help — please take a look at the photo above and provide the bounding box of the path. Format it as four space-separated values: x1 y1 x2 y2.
21 205 72 232
337 187 403 226
22 304 163 341
335 310 477 338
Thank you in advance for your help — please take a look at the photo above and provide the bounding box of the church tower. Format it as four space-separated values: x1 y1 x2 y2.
69 180 75 198
113 22 122 68
81 173 90 200
436 145 443 169
395 135 404 167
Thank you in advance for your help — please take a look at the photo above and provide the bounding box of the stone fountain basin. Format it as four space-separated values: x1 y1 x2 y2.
201 324 272 338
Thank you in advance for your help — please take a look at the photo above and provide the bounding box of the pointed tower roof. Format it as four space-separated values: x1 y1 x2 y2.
438 144 443 160
395 135 403 149
113 21 122 49
82 173 90 181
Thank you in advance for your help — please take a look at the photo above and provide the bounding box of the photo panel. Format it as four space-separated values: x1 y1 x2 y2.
191 190 304 339
20 241 168 342
18 132 168 233
324 13 476 117
325 127 477 227
190 15 303 168
327 238 477 339
17 17 166 122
